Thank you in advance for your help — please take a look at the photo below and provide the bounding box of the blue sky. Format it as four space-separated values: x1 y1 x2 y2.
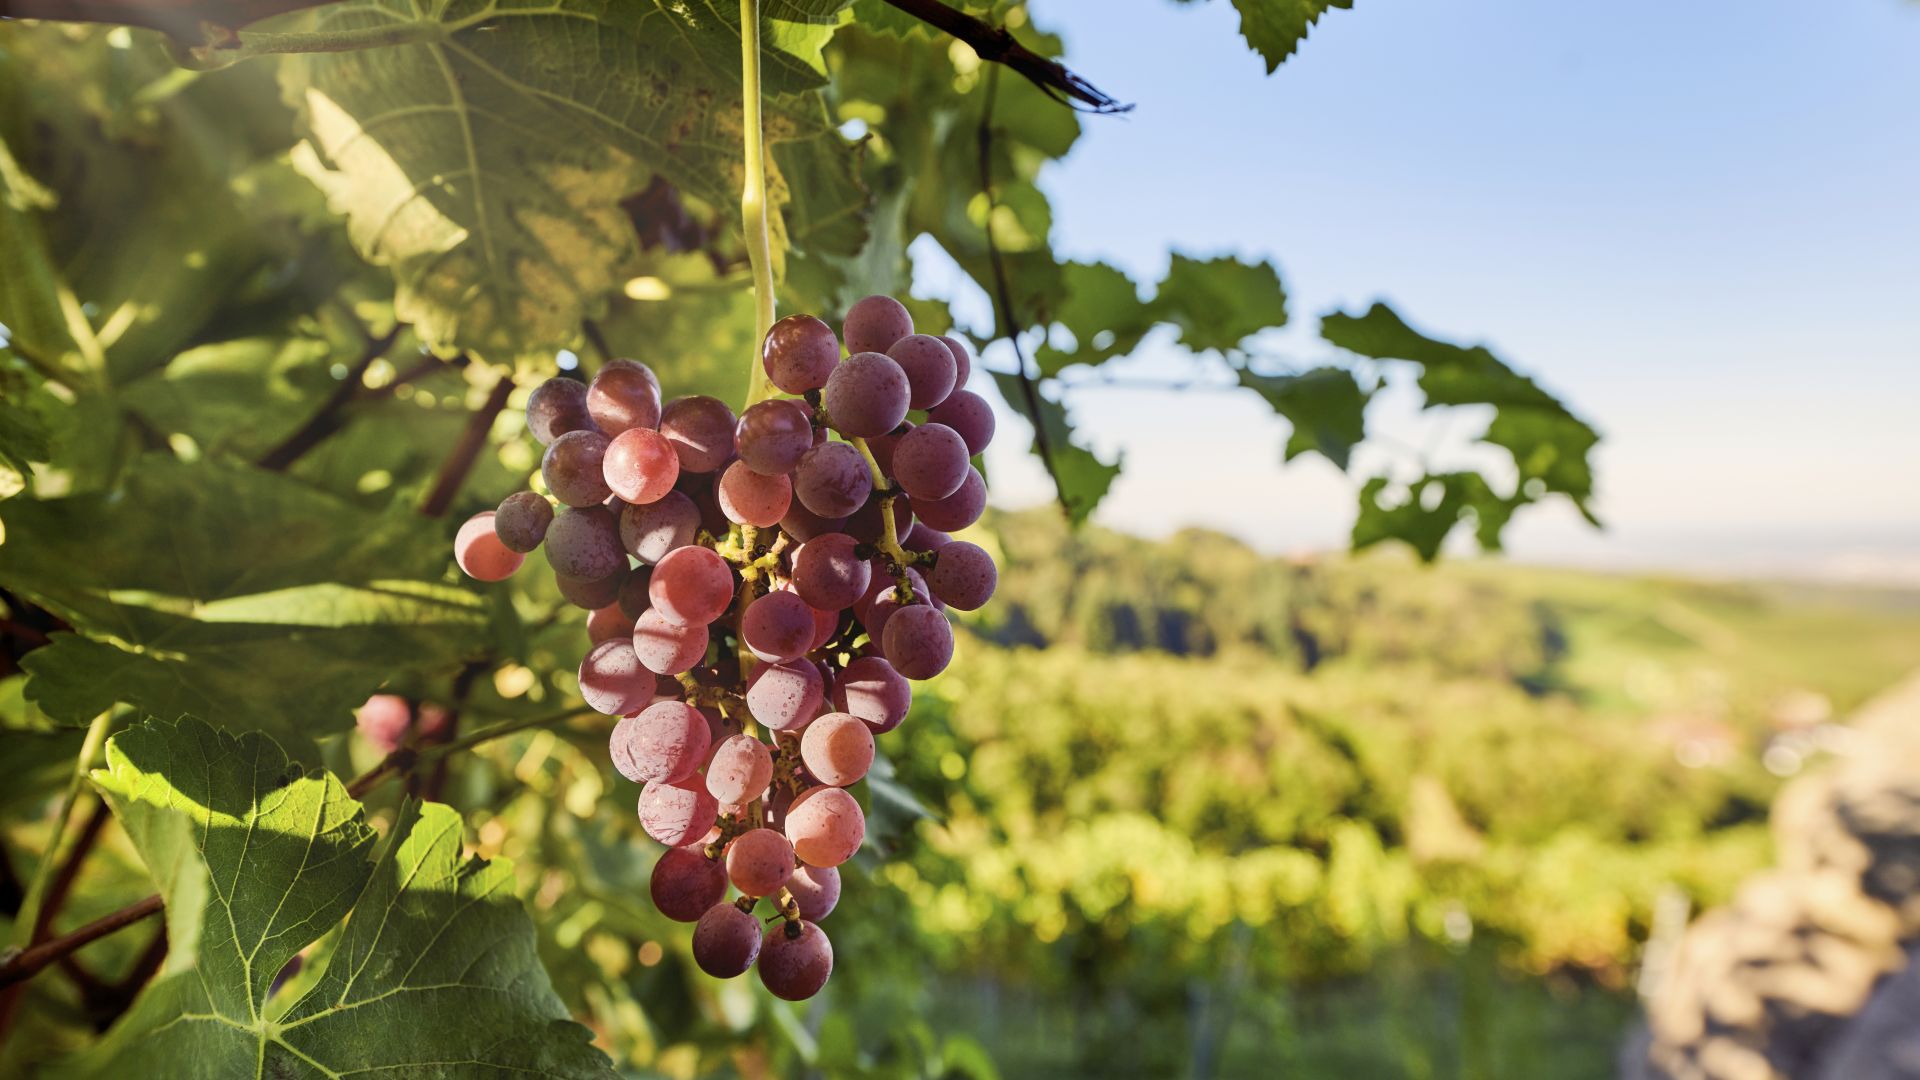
935 0 1920 581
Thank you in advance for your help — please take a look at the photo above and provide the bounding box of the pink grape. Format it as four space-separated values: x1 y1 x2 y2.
705 734 773 805
735 399 814 476
619 491 699 564
743 590 818 663
927 389 995 456
793 441 871 519
902 522 950 554
659 395 736 473
586 358 661 436
887 333 958 410
939 335 973 390
800 712 874 787
822 352 911 438
455 512 523 581
603 427 680 504
543 429 613 507
545 504 625 582
649 546 735 626
716 461 791 527
845 494 912 546
638 776 718 847
725 828 795 897
786 865 840 922
779 501 846 542
791 533 870 612
763 313 840 393
587 603 632 644
784 786 864 867
692 902 762 978
493 491 553 553
356 694 411 753
890 422 969 501
866 422 910 476
555 565 626 610
928 540 996 610
526 377 596 445
746 659 824 732
842 294 912 356
579 639 655 716
631 608 708 675
610 701 710 783
910 466 985 532
881 604 954 680
832 656 912 734
759 920 833 1001
650 846 727 923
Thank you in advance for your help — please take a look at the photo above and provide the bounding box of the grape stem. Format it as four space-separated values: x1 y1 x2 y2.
738 0 779 408
848 436 919 603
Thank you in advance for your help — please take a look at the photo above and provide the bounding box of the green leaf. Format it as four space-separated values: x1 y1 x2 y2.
1236 365 1369 469
1031 261 1150 376
990 370 1120 525
60 716 611 1078
1351 472 1519 562
283 0 867 360
0 457 488 746
1148 253 1288 353
1226 0 1355 72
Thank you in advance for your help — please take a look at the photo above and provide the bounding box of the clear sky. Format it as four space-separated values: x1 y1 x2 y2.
933 0 1920 582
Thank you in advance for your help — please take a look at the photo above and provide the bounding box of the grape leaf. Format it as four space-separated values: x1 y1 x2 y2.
0 457 489 748
1196 0 1356 72
1235 365 1369 469
283 0 867 360
1148 253 1289 353
56 715 612 1079
1351 472 1519 561
1031 261 1151 377
989 370 1120 525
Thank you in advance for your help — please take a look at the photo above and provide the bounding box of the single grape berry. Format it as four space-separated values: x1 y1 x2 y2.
726 828 796 897
543 429 614 507
493 491 554 553
586 358 662 436
910 466 986 532
705 734 774 805
800 712 875 787
902 522 951 554
758 920 833 1001
526 377 595 445
928 540 997 610
649 546 735 626
927 389 996 456
890 423 970 501
763 313 840 393
603 427 680 505
866 422 911 476
716 460 792 528
554 565 626 610
793 441 870 520
619 491 699 565
887 333 958 410
637 775 718 847
579 639 655 716
832 656 913 734
881 604 955 681
939 335 973 390
546 505 625 580
735 399 814 476
356 694 412 754
692 902 762 978
842 294 913 356
822 352 911 439
651 846 727 923
780 501 848 542
586 603 632 644
611 700 711 782
743 590 819 664
658 395 736 473
455 512 523 581
631 608 708 675
786 864 841 922
746 659 824 732
790 533 870 612
617 567 653 620
784 786 865 868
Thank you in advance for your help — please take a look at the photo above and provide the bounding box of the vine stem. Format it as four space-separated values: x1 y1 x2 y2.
738 0 778 409
418 370 511 518
849 436 917 600
11 712 112 951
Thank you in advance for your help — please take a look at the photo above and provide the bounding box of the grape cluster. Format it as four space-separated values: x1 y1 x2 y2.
453 295 997 1000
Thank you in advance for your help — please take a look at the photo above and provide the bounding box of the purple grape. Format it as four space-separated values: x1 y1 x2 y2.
632 607 709 675
610 700 710 783
793 441 871 519
928 540 996 610
842 294 912 356
845 493 912 546
638 775 717 847
731 399 809 478
890 423 969 501
493 491 554 553
902 522 950 554
822 352 911 439
866 422 911 476
603 427 680 505
791 533 870 612
659 395 736 473
543 429 613 507
526 377 595 445
786 864 840 922
693 902 762 978
545 505 625 580
456 512 523 582
579 639 655 716
746 659 823 732
927 389 995 456
617 567 653 620
555 565 626 610
779 501 848 542
832 656 912 734
586 358 662 435
716 461 791 528
939 335 973 390
743 590 818 664
619 490 700 564
910 466 985 532
887 334 957 410
763 313 841 394
650 846 727 923
758 919 833 1000
881 604 954 680
649 546 735 626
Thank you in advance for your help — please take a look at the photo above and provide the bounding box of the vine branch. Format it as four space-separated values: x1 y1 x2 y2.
256 323 404 472
0 895 163 991
878 0 1128 113
418 371 511 518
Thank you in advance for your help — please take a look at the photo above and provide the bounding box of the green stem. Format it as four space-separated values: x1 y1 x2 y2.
13 713 112 948
849 436 916 600
738 0 778 408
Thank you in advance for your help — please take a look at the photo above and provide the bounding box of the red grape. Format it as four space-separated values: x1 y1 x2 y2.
890 422 969 501
555 565 626 610
455 512 523 581
928 540 996 610
610 700 710 783
619 491 699 564
493 491 553 553
779 501 847 541
880 604 954 680
659 395 735 473
786 865 840 922
887 333 958 410
631 607 708 675
791 533 870 612
356 694 411 753
716 460 791 527
545 505 625 580
758 920 833 1000
746 659 824 732
822 352 911 438
800 712 874 787
927 389 995 456
526 377 595 445
793 441 871 519
939 335 973 390
743 590 818 663
543 429 613 507
735 399 814 476
586 603 632 644
842 294 912 355
579 639 656 716
910 466 985 532
586 358 662 435
705 733 773 805
650 846 726 923
725 827 795 897
832 656 912 734
763 313 840 393
692 902 761 978
649 546 735 626
784 786 864 867
603 427 679 505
